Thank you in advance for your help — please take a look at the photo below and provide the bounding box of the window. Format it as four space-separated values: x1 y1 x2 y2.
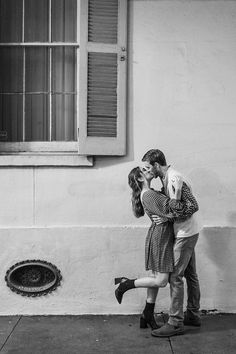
0 0 127 165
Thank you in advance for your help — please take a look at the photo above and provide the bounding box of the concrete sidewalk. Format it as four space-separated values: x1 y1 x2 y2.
0 313 235 354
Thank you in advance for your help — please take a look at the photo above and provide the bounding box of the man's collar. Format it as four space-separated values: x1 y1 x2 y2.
161 165 171 181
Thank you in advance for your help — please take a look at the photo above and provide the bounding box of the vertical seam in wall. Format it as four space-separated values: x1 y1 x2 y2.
33 168 36 225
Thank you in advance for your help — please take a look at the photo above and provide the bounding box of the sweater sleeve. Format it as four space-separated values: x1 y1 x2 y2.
174 182 199 221
142 189 192 219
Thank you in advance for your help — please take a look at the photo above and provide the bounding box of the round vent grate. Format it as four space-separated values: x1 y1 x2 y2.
5 260 62 297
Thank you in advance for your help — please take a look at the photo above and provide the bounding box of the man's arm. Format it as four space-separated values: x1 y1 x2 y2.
174 182 199 221
152 179 198 223
152 175 183 223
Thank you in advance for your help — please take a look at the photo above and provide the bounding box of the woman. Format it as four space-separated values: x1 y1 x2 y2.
114 166 198 330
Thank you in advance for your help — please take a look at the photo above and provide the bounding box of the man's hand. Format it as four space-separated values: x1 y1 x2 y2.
151 215 168 224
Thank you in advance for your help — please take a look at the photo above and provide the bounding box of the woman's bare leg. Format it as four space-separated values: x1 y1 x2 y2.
147 287 159 303
135 272 169 288
114 273 169 307
146 272 159 303
140 272 162 329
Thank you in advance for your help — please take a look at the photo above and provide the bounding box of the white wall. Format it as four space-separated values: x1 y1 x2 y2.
130 0 236 227
0 0 236 315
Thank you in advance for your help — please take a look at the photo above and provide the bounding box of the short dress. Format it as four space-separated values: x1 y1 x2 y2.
141 187 198 273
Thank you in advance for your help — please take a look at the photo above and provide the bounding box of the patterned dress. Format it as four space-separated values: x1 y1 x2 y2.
141 184 198 273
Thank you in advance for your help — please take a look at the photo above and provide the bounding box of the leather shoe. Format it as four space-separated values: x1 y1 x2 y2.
184 314 201 327
151 323 184 337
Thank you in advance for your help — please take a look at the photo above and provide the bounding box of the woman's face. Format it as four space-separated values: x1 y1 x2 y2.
140 164 154 182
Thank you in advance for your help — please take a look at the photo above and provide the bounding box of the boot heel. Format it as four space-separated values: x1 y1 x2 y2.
140 316 148 329
114 277 123 285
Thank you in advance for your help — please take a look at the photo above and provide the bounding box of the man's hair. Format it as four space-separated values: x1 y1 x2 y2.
142 149 167 166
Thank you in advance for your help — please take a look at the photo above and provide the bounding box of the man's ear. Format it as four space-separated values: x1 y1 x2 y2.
153 162 159 169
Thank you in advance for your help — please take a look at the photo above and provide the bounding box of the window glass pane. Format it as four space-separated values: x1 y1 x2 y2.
52 94 76 141
25 48 49 92
0 0 23 42
0 48 23 93
25 0 48 42
25 94 49 141
51 0 77 42
0 95 23 142
52 47 76 92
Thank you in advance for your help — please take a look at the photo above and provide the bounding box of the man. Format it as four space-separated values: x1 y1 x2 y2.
142 149 201 337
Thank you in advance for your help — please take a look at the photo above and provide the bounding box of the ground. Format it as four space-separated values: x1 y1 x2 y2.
0 313 235 353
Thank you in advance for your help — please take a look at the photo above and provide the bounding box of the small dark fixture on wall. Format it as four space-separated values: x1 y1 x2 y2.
5 260 62 297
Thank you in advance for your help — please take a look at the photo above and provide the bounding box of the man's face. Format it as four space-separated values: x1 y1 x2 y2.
141 161 160 178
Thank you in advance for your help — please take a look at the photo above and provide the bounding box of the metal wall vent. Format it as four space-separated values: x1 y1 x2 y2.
5 260 62 297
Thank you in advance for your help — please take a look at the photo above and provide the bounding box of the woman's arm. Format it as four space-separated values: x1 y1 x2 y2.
142 189 194 220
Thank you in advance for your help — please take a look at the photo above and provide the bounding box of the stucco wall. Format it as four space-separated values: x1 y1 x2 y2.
0 226 236 315
0 0 236 315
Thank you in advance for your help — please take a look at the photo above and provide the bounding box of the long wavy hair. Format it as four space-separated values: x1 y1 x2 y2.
128 167 144 218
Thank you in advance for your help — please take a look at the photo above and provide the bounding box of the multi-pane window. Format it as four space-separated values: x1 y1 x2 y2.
0 0 78 149
0 0 127 158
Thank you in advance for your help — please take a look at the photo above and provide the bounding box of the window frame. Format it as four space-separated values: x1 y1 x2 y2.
0 0 79 154
0 0 127 165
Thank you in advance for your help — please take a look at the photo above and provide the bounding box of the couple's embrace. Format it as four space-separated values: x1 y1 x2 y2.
115 149 201 337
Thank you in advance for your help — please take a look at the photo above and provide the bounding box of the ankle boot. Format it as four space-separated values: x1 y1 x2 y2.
114 277 136 304
140 302 159 330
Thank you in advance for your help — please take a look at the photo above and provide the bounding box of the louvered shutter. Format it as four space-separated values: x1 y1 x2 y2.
78 0 127 155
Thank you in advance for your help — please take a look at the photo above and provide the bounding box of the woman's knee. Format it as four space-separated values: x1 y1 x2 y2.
159 278 168 288
153 273 169 288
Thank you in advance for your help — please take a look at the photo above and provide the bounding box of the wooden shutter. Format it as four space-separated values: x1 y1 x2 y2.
78 0 127 155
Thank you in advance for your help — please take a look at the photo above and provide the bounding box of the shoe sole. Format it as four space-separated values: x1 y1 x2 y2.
151 330 185 338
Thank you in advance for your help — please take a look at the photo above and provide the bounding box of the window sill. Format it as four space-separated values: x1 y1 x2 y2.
0 152 93 167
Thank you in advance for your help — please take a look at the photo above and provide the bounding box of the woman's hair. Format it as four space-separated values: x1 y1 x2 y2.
128 167 144 218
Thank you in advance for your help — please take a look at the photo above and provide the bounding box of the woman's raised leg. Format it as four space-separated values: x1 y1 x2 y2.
135 272 169 288
115 272 169 305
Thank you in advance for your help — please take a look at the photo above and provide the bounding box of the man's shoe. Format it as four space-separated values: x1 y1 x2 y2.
151 323 184 337
184 315 201 327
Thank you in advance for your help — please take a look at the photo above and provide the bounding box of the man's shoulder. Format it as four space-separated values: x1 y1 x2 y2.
168 167 192 185
168 167 183 178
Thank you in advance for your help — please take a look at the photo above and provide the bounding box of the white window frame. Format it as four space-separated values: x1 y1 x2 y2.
0 0 91 166
0 0 127 166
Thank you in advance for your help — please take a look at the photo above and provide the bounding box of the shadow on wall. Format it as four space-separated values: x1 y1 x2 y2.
188 168 236 227
200 227 236 310
227 211 236 225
